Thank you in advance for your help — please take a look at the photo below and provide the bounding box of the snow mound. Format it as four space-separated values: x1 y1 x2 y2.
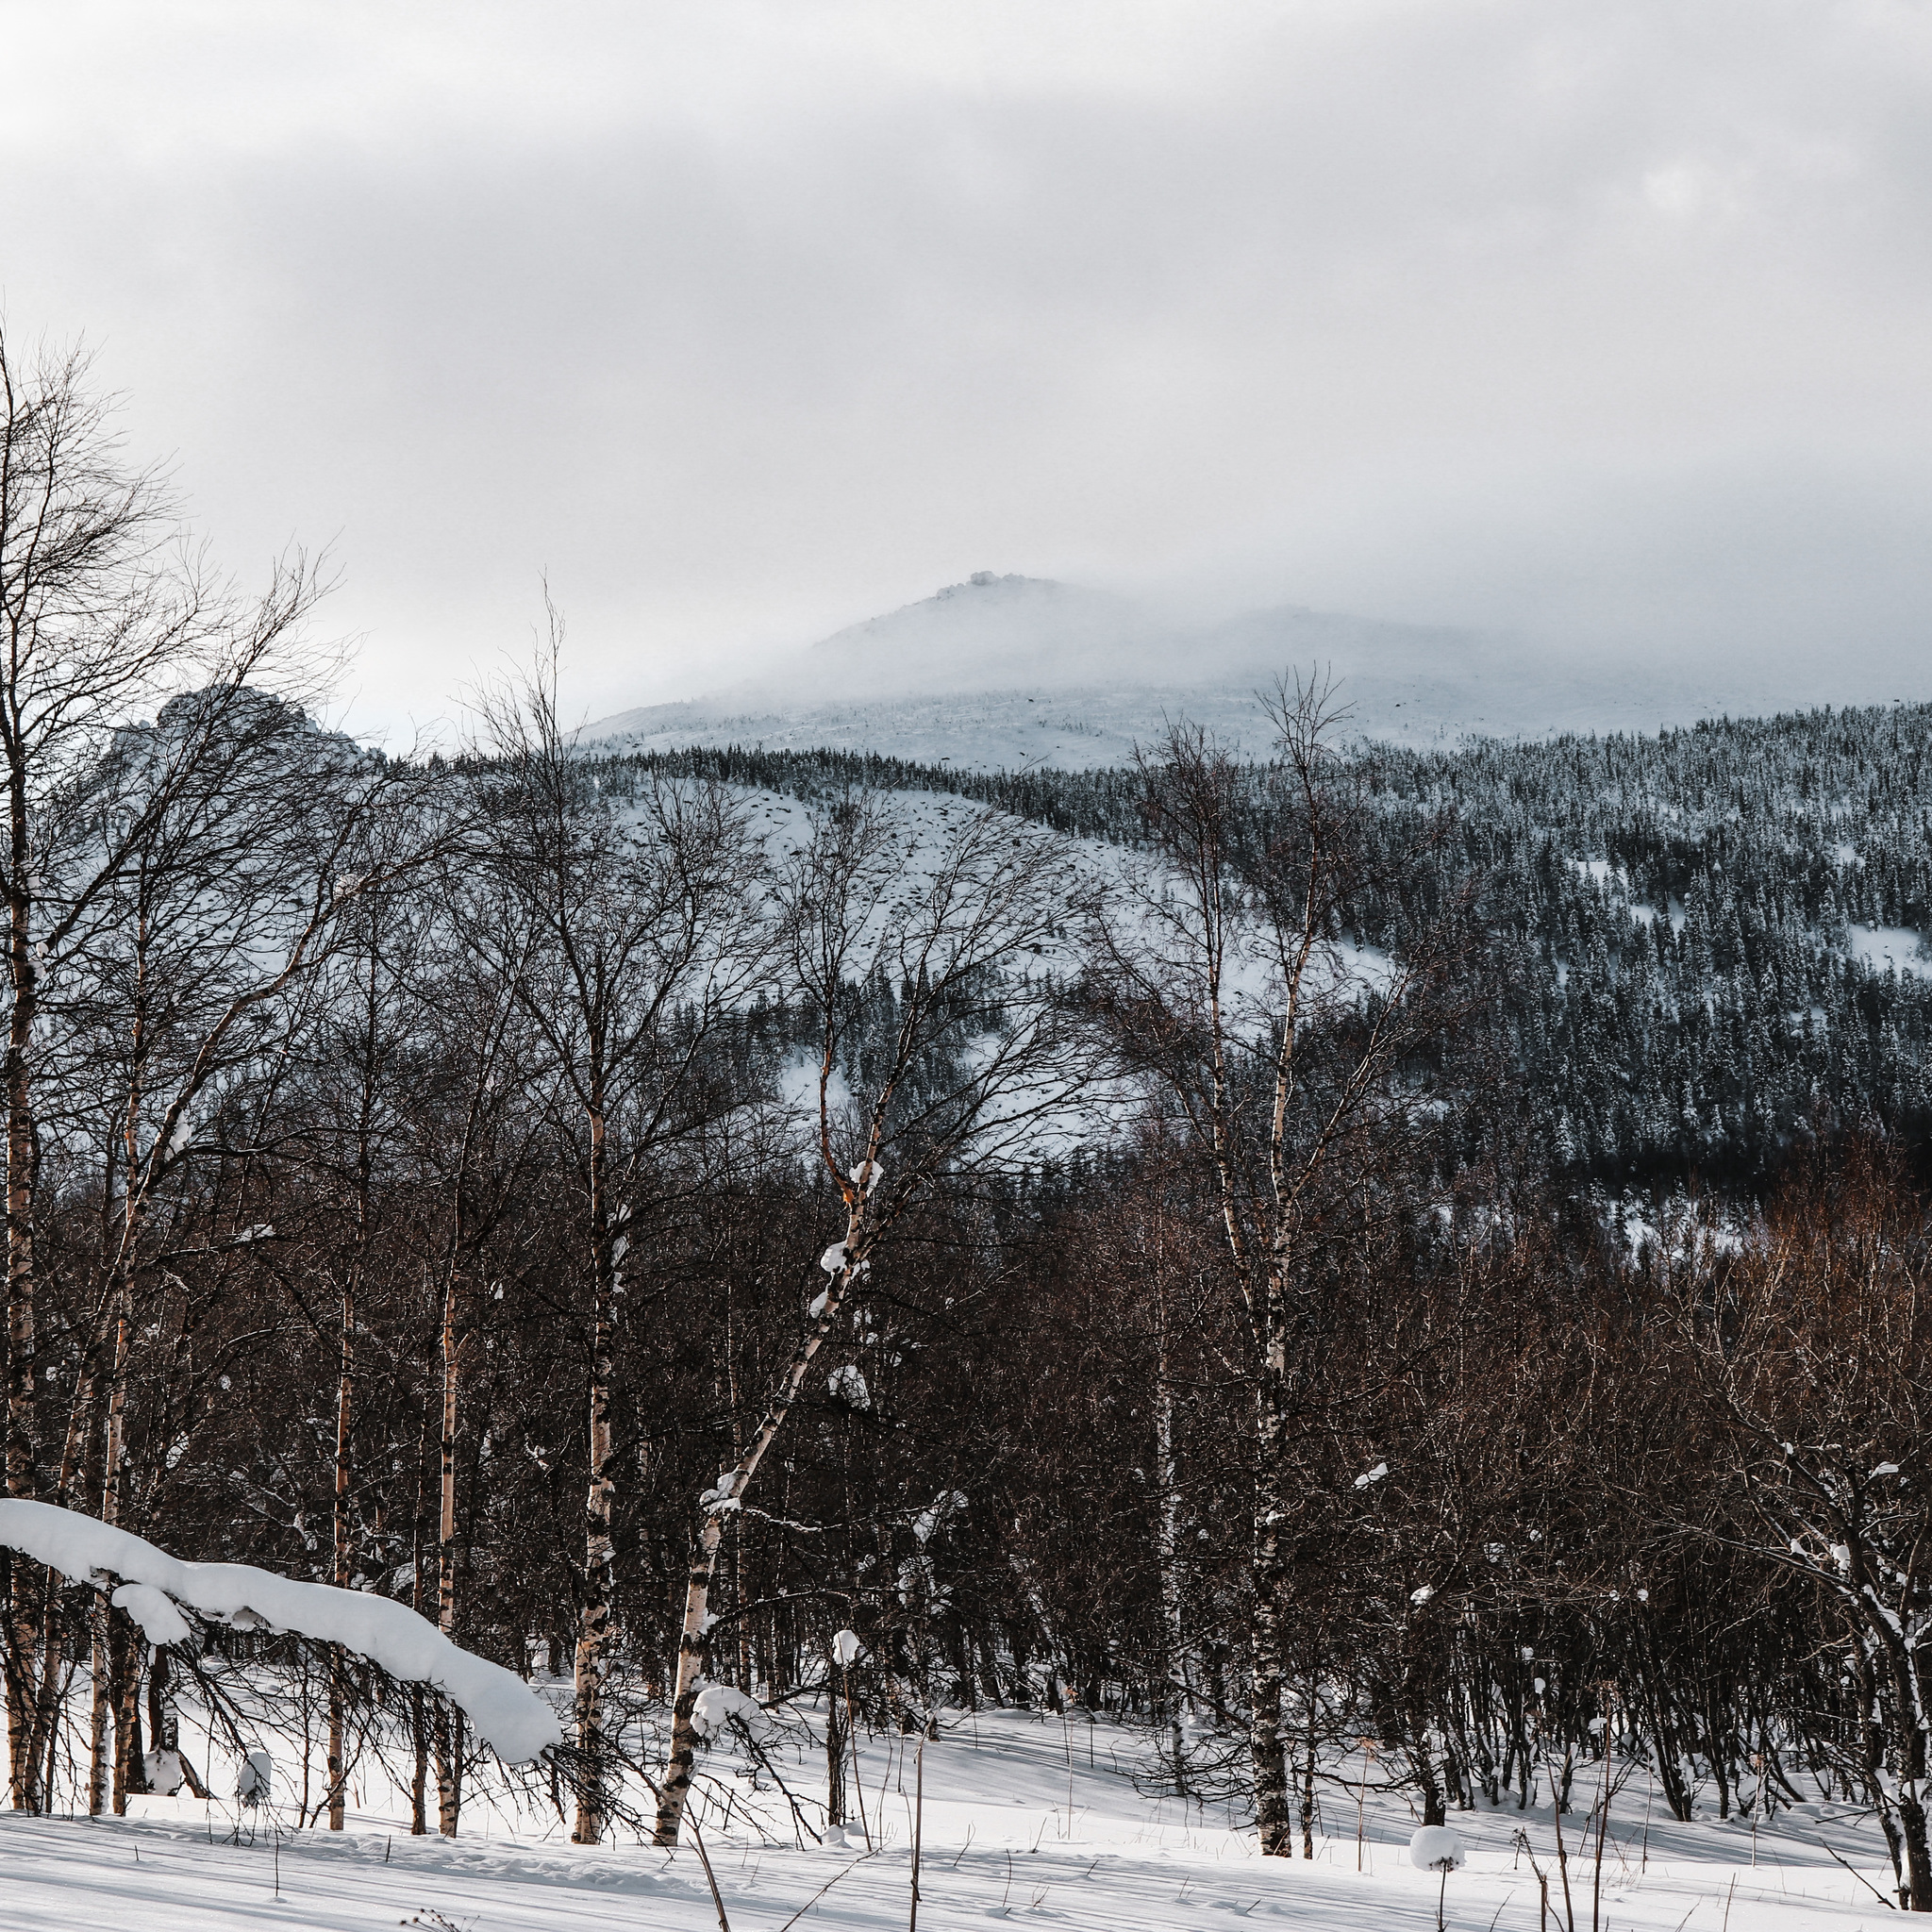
1409 1823 1466 1870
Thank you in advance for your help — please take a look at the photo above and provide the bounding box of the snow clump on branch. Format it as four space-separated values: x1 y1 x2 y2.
692 1681 763 1739
828 1365 871 1410
0 1500 560 1760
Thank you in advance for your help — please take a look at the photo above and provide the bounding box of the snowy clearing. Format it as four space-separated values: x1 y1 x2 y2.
1847 922 1928 977
0 1708 1897 1930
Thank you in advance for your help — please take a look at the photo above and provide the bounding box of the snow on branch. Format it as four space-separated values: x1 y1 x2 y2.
0 1499 560 1762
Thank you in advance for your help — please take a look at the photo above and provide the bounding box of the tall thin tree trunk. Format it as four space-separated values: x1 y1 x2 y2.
654 1185 876 1848
92 926 152 1816
89 1274 133 1816
409 1687 428 1835
327 1269 354 1830
1153 1258 1191 1792
573 1096 615 1845
5 819 41 1807
40 1653 62 1812
437 1257 461 1836
110 1612 142 1814
1892 1650 1932 1911
409 1379 432 1835
23 1339 107 1813
427 968 512 1840
85 1591 109 1815
657 1500 725 1846
22 1590 61 1813
1249 1366 1291 1857
329 931 381 1832
1299 1717 1319 1860
825 1664 847 1827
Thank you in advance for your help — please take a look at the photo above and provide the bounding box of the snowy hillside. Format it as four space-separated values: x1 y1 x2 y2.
583 573 1932 767
602 696 1932 1184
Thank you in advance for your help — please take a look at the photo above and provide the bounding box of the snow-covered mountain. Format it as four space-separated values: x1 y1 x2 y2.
584 573 1931 767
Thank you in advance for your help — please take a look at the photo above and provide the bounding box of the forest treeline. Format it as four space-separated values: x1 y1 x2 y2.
9 329 1932 1911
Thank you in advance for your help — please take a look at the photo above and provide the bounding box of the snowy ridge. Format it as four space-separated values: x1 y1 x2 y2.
0 1500 559 1761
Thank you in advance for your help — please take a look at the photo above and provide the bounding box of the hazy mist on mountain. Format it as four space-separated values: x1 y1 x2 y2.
583 573 1932 768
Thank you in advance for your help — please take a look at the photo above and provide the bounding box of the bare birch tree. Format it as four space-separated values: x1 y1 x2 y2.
394 881 551 1836
0 325 373 1805
50 691 456 1813
651 789 1083 1846
468 636 769 1843
1081 678 1477 1855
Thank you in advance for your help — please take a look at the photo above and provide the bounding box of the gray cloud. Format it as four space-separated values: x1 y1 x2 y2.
4 0 1929 738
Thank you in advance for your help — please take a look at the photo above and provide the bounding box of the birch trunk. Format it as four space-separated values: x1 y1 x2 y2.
824 1670 847 1826
23 1312 109 1811
572 1096 616 1844
409 1685 428 1835
85 1593 109 1815
570 1274 615 1841
1885 1641 1932 1908
408 1391 433 1834
436 1257 461 1835
88 1279 132 1815
1153 1266 1192 1791
653 1186 874 1848
329 926 381 1831
4 791 39 1807
1249 1361 1291 1857
20 1592 59 1812
92 942 149 1817
326 1270 354 1830
110 1611 141 1814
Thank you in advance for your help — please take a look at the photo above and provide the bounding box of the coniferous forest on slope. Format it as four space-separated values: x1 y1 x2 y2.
621 701 1932 1187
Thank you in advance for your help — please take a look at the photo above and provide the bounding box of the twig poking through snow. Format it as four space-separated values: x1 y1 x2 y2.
687 1807 734 1932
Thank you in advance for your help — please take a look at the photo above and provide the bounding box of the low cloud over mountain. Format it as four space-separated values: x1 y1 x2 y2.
585 573 1926 767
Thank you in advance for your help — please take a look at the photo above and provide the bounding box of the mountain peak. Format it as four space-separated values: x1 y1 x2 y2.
826 572 1098 638
938 571 1055 597
797 574 1141 690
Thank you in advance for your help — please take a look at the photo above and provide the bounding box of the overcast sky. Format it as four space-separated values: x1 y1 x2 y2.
4 0 1930 740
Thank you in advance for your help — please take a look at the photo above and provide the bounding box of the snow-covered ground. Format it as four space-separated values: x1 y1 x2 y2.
1 1707 1899 1929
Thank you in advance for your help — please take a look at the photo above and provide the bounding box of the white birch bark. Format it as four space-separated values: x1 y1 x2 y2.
1153 1268 1193 1790
572 1098 617 1844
